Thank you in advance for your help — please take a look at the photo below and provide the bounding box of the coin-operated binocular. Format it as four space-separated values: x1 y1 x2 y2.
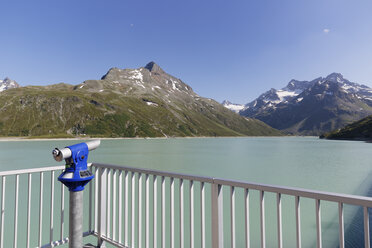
52 140 100 191
52 140 100 248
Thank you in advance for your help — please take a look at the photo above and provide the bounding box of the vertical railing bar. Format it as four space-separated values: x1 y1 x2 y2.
338 202 345 248
315 199 322 248
131 172 135 247
112 170 117 241
89 166 93 233
50 171 55 244
217 184 223 247
107 169 111 239
154 175 157 248
26 173 32 248
60 174 65 241
230 186 235 248
125 171 129 246
118 170 123 244
13 174 19 248
364 206 370 248
180 179 184 248
39 172 44 247
146 174 150 248
0 176 5 248
201 182 205 248
161 176 165 248
277 193 282 248
153 175 158 248
245 189 250 248
296 196 301 248
190 180 194 248
94 167 99 233
97 167 108 246
138 173 142 248
211 183 218 248
170 177 175 248
260 190 265 248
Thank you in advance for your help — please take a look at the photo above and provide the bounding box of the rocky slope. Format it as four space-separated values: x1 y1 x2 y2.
0 62 282 137
239 73 372 135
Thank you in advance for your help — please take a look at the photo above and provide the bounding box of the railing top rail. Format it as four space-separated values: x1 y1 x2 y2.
92 162 372 208
0 163 92 177
92 163 214 183
214 178 372 208
0 165 66 176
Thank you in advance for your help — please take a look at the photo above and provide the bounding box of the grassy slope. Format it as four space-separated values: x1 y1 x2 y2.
0 85 282 138
320 115 372 140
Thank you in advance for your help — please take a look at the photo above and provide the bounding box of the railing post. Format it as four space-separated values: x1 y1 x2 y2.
211 182 223 248
97 167 107 247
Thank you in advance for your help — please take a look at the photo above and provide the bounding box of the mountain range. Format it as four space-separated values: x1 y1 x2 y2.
0 62 281 138
224 73 372 135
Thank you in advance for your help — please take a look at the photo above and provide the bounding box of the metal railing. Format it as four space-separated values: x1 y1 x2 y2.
91 163 372 248
1 163 372 247
0 165 93 248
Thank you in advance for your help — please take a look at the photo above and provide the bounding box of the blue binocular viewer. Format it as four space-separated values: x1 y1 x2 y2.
52 140 100 191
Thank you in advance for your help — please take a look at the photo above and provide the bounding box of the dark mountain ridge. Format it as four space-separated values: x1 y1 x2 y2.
239 73 372 135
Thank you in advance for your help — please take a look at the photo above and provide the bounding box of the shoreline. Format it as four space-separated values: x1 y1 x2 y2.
0 135 316 142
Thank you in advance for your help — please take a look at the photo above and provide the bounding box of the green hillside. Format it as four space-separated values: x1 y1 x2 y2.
320 115 372 140
0 63 282 138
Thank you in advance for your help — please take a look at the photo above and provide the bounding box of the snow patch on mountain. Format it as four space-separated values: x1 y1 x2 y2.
145 101 158 106
222 100 245 113
128 70 143 82
276 90 298 101
171 80 176 90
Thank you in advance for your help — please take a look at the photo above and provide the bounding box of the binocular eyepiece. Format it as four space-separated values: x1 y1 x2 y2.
52 140 101 162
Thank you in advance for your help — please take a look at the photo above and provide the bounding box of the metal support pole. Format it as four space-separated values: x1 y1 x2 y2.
69 191 83 248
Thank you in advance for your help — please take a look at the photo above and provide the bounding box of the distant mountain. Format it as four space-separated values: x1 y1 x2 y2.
0 77 20 92
240 73 372 135
0 62 282 137
222 100 244 113
320 115 372 140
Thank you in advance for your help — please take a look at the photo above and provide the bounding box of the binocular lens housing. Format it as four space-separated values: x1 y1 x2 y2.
52 140 101 162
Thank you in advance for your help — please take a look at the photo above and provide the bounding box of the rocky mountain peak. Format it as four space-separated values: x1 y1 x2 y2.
285 79 311 91
144 61 165 74
100 67 121 80
0 77 20 92
325 73 344 83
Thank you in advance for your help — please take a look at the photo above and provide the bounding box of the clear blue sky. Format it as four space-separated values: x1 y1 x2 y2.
1 0 372 103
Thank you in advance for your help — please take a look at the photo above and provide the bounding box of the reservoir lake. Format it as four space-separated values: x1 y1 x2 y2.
0 137 371 247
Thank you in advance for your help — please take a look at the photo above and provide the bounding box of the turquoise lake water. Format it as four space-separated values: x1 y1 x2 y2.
0 137 371 247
